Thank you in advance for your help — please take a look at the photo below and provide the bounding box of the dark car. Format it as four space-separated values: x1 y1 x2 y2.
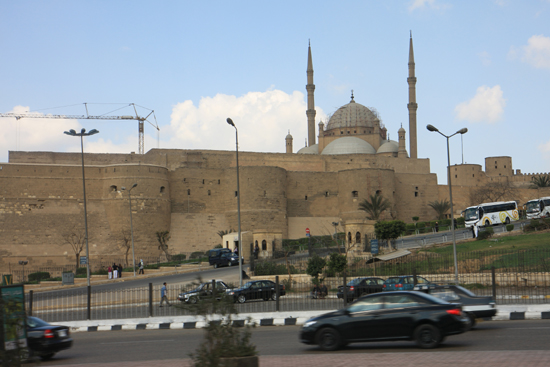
178 280 231 303
415 284 497 328
337 277 385 301
300 291 469 351
209 248 243 268
208 248 232 266
26 316 73 360
382 275 432 291
228 280 286 303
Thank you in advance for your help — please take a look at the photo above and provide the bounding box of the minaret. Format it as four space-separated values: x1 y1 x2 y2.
285 130 293 154
398 124 408 158
306 40 316 147
407 32 418 159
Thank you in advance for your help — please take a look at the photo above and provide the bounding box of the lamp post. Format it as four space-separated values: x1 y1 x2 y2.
226 118 243 287
121 183 138 276
18 260 28 283
64 128 99 287
332 222 339 248
426 124 468 285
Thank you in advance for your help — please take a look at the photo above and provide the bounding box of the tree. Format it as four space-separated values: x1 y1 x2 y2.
359 193 391 221
156 230 171 260
306 255 326 284
118 230 132 267
216 229 235 239
428 199 451 220
375 220 407 250
470 181 517 204
326 252 347 275
531 175 550 188
61 226 87 269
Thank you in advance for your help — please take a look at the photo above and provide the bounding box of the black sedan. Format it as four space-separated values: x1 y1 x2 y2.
178 280 232 303
228 280 286 303
300 291 469 351
26 316 73 360
415 284 497 328
336 277 385 301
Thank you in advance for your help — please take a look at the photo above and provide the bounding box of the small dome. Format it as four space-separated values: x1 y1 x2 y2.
377 140 399 154
321 137 376 155
286 132 293 139
297 144 319 154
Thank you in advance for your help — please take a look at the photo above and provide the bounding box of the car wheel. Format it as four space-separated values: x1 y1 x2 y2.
271 293 278 301
238 294 246 304
228 261 232 267
414 324 441 349
40 353 55 361
467 313 477 329
189 296 198 304
316 327 341 351
214 263 218 269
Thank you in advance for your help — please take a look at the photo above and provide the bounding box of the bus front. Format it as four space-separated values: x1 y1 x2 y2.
464 206 481 227
525 200 541 219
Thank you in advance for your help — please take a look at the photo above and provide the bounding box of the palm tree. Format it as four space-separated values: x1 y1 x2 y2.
532 175 550 188
428 199 451 220
358 193 391 221
217 229 235 239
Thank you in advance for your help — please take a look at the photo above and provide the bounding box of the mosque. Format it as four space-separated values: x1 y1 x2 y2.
0 36 539 268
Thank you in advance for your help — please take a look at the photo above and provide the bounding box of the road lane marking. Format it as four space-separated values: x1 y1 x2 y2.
101 339 175 345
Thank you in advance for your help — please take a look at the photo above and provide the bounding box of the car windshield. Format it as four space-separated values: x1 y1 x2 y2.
464 208 479 221
27 316 50 328
526 201 540 213
243 281 254 288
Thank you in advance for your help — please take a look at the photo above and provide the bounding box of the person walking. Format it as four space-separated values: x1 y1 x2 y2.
254 244 260 260
139 259 144 275
435 222 439 233
112 263 118 279
160 282 171 307
118 264 123 278
108 265 112 280
319 283 328 299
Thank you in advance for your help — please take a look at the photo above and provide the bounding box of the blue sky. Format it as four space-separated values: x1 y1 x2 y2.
1 0 550 184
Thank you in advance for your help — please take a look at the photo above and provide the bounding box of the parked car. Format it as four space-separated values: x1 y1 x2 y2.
300 291 469 351
178 280 232 303
228 280 285 303
337 277 385 301
382 275 433 291
414 284 497 328
26 316 73 360
208 248 243 268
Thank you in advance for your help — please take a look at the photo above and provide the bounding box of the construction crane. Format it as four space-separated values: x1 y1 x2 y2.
0 103 159 154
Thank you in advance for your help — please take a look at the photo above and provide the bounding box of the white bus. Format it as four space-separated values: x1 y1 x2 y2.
525 197 550 219
464 201 519 227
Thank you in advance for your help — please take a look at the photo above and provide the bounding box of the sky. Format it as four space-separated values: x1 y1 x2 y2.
1 0 550 184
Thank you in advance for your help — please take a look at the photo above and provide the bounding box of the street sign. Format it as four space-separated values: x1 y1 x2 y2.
370 239 379 255
306 228 310 237
80 256 87 265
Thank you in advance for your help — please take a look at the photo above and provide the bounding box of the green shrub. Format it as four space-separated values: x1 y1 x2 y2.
254 261 298 276
27 271 51 282
190 251 206 260
506 224 514 232
171 253 187 262
214 244 223 248
477 227 494 240
75 267 87 275
457 217 465 226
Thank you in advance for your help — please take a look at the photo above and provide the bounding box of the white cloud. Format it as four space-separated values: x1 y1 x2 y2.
455 85 506 123
408 0 450 11
539 140 550 169
478 51 491 66
163 89 325 153
520 35 550 69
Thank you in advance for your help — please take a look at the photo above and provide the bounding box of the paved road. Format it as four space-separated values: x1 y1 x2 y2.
36 319 550 367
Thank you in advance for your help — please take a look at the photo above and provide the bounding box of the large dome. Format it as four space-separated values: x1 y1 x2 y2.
321 137 376 155
325 96 380 131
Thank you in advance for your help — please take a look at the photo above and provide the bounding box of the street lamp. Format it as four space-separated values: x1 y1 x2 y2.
226 118 243 287
18 260 28 283
426 124 468 284
121 183 138 276
64 128 99 287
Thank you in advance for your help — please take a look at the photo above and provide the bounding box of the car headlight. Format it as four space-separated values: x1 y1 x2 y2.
229 291 235 295
303 320 317 328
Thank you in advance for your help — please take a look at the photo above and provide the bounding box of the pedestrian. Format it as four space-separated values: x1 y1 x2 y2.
311 284 319 299
160 282 171 307
453 218 458 229
254 244 260 259
139 259 144 274
234 245 239 256
319 283 328 299
118 264 123 278
435 221 439 233
108 265 112 280
472 224 478 238
112 263 118 279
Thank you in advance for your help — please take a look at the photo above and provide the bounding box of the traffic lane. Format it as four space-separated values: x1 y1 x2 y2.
36 320 550 365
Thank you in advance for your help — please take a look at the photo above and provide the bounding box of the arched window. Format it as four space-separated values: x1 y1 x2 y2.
110 185 117 192
347 232 352 244
187 189 191 195
352 191 358 197
356 232 361 244
262 240 267 251
160 186 165 193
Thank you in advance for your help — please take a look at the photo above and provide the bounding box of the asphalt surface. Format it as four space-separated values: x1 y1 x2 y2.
33 319 550 367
